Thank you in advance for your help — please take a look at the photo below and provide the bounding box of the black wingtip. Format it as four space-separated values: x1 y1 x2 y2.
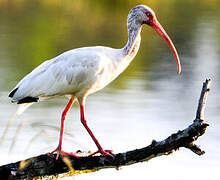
17 97 39 104
8 87 19 97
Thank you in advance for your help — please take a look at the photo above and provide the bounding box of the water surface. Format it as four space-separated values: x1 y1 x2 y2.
0 1 219 179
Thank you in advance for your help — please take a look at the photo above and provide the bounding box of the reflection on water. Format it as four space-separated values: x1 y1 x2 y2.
0 0 220 179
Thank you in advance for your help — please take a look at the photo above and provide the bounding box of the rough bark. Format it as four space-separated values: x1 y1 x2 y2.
0 79 211 180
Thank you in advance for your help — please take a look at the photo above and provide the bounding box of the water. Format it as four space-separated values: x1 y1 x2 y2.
0 0 220 179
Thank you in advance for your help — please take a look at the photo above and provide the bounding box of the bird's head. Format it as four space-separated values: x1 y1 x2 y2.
128 5 181 74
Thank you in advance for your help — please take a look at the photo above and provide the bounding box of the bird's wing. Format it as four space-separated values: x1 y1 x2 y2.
10 49 105 102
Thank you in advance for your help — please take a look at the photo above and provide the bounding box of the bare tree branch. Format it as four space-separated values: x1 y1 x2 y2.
196 79 211 120
0 79 211 180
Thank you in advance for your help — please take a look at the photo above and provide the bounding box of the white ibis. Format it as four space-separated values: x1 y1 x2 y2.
8 5 181 159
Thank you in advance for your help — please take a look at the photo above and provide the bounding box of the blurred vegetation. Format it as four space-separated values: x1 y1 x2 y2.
0 0 219 90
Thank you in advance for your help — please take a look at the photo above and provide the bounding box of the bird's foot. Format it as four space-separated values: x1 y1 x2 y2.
90 149 114 158
51 147 79 160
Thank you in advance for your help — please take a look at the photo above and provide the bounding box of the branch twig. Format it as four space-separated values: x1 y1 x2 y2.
0 79 211 180
196 79 211 120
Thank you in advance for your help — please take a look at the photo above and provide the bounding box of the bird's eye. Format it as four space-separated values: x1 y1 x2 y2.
146 12 151 17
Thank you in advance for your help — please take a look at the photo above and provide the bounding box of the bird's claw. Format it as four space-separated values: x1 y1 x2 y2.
51 146 114 159
51 147 79 160
90 149 114 158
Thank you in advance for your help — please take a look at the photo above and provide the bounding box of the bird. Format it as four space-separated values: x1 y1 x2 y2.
8 5 181 159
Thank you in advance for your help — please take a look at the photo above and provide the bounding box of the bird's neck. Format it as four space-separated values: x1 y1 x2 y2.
110 22 142 77
102 22 143 85
122 23 142 59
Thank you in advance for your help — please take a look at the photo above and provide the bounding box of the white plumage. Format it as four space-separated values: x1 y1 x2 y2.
8 5 181 159
11 46 131 104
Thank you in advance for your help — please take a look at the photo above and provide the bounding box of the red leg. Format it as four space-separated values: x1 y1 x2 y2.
51 97 78 159
80 104 114 157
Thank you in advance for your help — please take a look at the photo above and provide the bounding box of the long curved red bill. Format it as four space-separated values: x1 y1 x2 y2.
151 18 181 74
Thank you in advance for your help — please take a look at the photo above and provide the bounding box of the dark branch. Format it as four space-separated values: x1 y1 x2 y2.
0 79 211 180
196 79 211 120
